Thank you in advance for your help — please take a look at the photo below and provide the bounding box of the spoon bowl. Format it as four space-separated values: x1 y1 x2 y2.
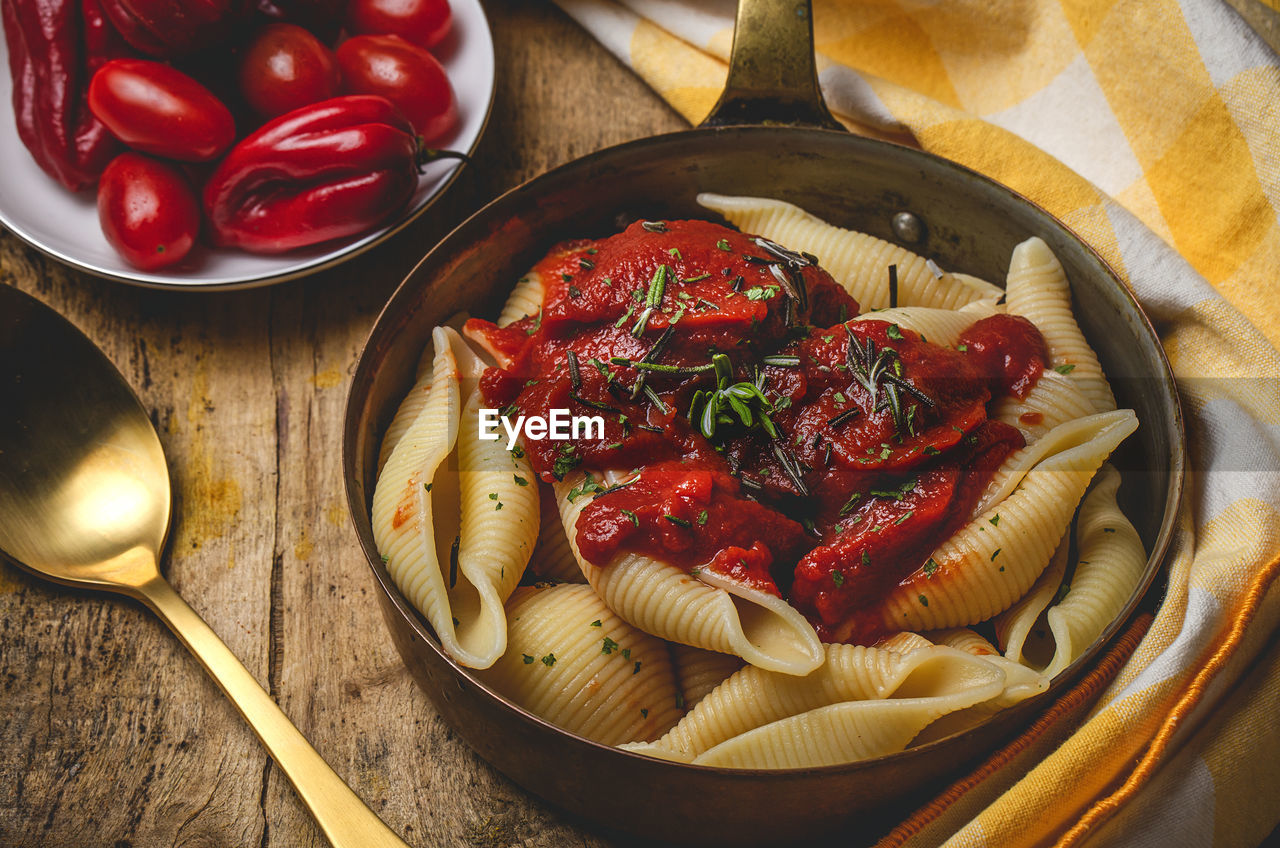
0 285 411 848
0 286 168 586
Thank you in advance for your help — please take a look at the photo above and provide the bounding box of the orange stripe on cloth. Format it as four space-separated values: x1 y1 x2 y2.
1055 552 1280 846
875 612 1153 848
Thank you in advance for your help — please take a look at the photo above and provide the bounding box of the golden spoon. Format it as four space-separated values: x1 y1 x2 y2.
0 286 410 848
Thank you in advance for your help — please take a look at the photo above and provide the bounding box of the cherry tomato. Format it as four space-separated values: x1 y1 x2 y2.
97 153 200 271
238 24 342 120
88 59 237 162
346 0 451 49
336 34 457 142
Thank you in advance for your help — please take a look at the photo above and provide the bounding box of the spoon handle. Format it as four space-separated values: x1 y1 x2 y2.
136 575 411 848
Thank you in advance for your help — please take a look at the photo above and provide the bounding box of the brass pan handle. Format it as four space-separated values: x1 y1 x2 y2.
700 0 845 130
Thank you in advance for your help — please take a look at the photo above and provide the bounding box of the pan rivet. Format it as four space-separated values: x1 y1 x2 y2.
892 212 923 244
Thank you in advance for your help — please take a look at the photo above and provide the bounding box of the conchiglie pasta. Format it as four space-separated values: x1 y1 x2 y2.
925 628 1048 707
880 409 1137 633
480 584 683 745
626 644 1002 764
1005 237 1116 414
527 487 587 584
373 326 537 669
1042 464 1146 678
697 193 1003 310
992 369 1097 443
694 688 1003 769
452 387 540 656
877 632 934 654
378 359 433 475
852 303 998 348
670 644 744 710
994 540 1070 668
498 270 545 327
556 471 823 676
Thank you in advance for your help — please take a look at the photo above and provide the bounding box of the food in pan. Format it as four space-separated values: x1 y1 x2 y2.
371 195 1144 768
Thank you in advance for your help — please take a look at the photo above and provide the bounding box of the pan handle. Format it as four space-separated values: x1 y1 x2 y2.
699 0 845 131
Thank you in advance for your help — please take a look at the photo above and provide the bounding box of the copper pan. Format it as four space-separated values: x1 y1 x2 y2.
343 3 1184 844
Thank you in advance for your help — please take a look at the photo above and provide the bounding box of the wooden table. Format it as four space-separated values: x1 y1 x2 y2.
0 4 685 845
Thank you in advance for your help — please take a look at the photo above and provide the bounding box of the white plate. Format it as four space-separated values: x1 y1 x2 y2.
0 0 494 290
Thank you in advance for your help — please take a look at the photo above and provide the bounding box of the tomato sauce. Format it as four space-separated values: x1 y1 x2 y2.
468 219 1045 644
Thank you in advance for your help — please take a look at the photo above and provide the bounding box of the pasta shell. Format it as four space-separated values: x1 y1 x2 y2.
373 326 536 669
1043 464 1146 678
479 584 683 745
499 269 545 327
633 644 1003 763
993 369 1097 443
696 193 1003 310
853 303 998 348
527 486 587 583
556 471 824 676
670 644 744 711
880 409 1138 633
993 540 1070 668
1005 237 1116 414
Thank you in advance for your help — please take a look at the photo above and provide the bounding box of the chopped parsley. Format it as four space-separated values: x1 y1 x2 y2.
716 238 731 251
1055 363 1077 374
590 619 601 627
602 637 619 655
923 558 938 578
832 570 845 587
697 509 709 526
621 509 639 526
552 444 581 480
522 654 534 664
744 284 780 301
886 324 904 340
541 653 557 667
514 475 529 487
918 594 929 607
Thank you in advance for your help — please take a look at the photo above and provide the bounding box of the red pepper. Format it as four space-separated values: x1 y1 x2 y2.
203 95 453 254
2 0 130 190
98 0 247 57
255 0 346 41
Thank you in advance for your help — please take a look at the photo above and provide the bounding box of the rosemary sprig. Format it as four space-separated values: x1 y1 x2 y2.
755 236 811 312
566 350 582 391
844 324 936 435
631 265 669 337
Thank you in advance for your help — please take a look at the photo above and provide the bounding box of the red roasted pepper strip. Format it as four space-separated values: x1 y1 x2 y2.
2 0 127 190
202 95 424 254
98 0 246 57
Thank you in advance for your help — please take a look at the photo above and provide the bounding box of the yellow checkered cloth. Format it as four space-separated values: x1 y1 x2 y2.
553 1 1280 845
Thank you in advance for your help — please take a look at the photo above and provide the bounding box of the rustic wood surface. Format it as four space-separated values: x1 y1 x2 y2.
0 3 686 846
